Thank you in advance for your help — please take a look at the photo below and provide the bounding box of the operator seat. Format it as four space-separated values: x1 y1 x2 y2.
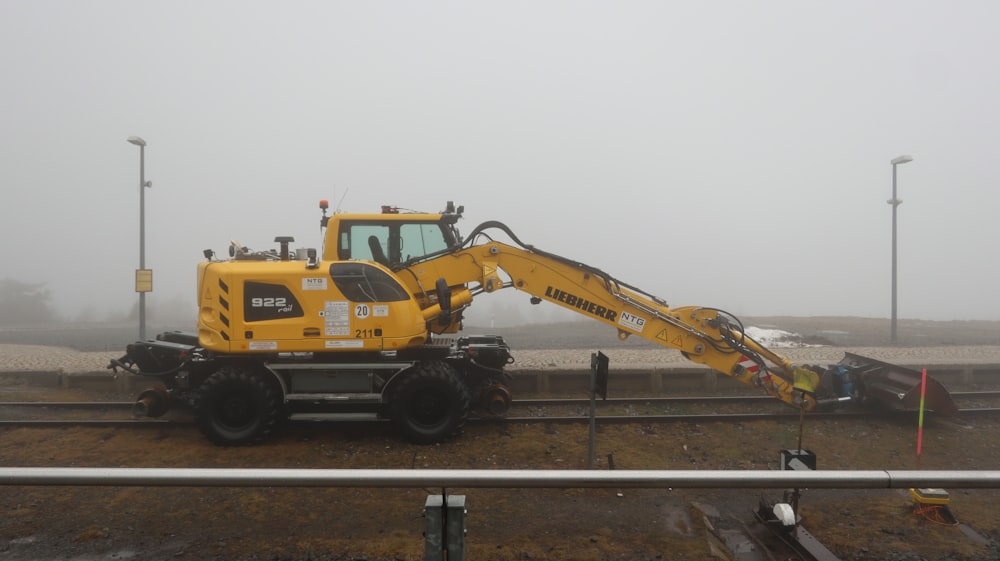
368 236 389 266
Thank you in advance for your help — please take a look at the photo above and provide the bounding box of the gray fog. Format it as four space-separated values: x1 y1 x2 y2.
2 1 998 326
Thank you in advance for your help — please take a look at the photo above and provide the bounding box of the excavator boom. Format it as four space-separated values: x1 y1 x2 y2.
394 220 819 410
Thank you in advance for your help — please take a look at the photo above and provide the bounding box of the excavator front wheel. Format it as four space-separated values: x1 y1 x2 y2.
387 361 470 444
195 366 282 446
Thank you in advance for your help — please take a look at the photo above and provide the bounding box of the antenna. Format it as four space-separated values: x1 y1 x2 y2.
319 186 350 261
334 187 349 213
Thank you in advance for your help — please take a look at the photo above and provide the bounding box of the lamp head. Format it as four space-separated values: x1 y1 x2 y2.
891 155 913 165
127 136 146 147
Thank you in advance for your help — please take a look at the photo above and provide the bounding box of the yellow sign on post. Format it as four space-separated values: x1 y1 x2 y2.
135 269 153 293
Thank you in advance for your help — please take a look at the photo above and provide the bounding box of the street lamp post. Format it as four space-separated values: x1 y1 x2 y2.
889 154 913 345
127 136 151 340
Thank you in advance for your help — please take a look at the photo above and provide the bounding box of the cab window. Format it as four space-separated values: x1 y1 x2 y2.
398 222 449 261
340 225 388 262
338 221 451 264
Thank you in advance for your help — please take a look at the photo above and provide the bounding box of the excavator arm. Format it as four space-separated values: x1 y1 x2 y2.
395 221 820 411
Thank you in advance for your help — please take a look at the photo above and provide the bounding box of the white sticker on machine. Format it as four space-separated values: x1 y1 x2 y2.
373 305 389 317
618 311 646 333
248 341 279 351
325 301 350 336
325 340 364 349
302 277 327 291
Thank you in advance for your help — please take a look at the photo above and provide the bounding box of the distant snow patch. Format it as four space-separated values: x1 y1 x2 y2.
744 326 816 348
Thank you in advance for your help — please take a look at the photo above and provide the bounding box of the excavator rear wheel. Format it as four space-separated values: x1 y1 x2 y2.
195 366 282 446
388 361 470 444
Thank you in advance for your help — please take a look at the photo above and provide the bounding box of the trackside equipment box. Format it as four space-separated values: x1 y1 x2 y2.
780 449 817 471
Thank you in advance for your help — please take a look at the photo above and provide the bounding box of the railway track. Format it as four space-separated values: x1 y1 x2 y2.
3 390 999 409
2 393 1000 427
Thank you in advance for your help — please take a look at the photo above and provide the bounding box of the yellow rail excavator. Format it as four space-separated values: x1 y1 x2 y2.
110 201 956 445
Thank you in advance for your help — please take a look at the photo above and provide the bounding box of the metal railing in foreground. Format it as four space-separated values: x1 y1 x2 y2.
2 467 1000 489
4 468 999 561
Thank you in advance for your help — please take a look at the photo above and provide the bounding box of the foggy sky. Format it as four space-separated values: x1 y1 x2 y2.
1 1 998 324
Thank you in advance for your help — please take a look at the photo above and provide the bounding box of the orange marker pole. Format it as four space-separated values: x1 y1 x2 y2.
916 367 928 466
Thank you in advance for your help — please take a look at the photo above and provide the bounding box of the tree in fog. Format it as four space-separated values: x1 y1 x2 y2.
0 279 55 325
122 294 197 328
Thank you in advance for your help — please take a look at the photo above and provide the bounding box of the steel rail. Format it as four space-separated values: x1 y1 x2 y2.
2 408 999 428
0 390 996 410
514 390 1000 407
482 407 1000 424
0 401 134 408
2 466 1000 489
0 419 176 427
514 396 775 406
484 411 868 424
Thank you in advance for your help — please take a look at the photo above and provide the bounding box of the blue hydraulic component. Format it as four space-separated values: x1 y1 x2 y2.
829 364 854 398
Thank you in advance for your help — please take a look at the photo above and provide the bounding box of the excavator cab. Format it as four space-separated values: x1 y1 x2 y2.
324 203 470 334
327 203 464 266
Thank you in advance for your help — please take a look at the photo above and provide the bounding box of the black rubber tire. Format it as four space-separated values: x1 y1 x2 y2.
194 366 281 446
387 361 471 444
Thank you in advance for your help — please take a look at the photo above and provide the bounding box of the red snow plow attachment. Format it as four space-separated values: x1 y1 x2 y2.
833 352 958 416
